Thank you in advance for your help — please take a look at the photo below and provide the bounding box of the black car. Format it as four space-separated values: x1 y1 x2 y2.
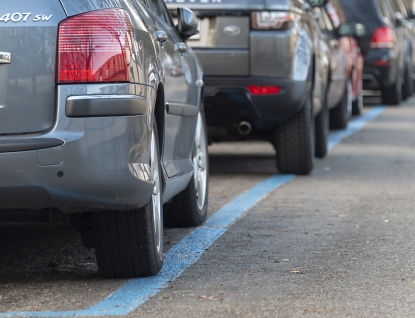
340 0 414 105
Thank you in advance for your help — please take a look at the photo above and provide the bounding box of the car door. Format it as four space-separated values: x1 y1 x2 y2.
390 0 415 72
379 0 406 73
320 6 348 109
144 0 195 178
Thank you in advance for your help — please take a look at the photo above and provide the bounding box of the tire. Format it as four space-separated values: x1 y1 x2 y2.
274 87 314 175
164 111 209 227
314 92 329 159
330 79 352 129
352 80 363 116
92 124 163 278
402 64 414 101
382 75 402 105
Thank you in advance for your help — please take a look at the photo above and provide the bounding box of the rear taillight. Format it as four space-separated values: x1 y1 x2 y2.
57 9 134 84
370 27 394 49
248 86 280 95
251 11 294 30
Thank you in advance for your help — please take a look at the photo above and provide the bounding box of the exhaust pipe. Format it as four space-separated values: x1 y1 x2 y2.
237 121 252 136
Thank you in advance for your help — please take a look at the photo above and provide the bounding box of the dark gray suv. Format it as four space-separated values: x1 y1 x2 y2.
166 0 330 175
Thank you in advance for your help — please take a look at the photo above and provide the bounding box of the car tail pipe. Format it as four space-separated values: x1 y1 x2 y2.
237 121 252 136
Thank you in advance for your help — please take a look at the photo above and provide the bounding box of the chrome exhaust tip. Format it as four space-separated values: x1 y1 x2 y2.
237 121 252 136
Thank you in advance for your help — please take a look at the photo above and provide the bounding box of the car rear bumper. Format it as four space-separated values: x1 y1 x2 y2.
204 76 309 138
363 49 400 90
0 83 155 213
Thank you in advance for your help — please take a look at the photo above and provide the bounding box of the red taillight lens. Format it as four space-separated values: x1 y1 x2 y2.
251 11 294 30
57 9 134 84
370 27 394 49
248 86 280 95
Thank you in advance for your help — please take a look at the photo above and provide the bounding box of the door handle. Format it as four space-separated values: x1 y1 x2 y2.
176 42 188 53
154 31 168 43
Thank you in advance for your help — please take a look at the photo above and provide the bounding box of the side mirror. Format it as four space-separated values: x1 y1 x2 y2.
176 7 199 40
307 0 329 8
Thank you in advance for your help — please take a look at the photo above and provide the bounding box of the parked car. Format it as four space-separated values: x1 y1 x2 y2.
0 0 208 279
339 0 414 105
167 0 330 175
388 0 415 91
317 0 366 126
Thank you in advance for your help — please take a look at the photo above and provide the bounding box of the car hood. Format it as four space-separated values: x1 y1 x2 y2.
165 0 293 11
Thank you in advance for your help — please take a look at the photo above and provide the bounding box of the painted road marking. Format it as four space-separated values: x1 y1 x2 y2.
0 106 386 317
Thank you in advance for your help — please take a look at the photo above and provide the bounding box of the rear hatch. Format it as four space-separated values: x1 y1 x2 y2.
167 0 267 77
0 1 67 135
339 0 384 37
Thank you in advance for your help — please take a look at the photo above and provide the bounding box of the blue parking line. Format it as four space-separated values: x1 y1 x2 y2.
0 106 386 317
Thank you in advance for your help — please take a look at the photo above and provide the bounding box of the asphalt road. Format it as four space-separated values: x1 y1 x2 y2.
1 98 415 317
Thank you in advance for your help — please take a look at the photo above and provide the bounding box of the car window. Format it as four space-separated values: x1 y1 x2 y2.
159 0 176 27
149 0 175 27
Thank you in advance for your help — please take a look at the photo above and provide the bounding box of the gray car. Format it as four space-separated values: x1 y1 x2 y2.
166 0 330 175
0 0 208 278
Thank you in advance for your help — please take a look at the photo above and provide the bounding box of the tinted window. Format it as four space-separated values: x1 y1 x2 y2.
150 0 175 26
339 0 386 32
157 0 175 26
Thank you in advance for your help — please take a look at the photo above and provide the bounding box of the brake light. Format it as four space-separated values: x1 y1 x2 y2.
251 11 294 30
370 27 394 49
248 86 280 95
57 9 134 84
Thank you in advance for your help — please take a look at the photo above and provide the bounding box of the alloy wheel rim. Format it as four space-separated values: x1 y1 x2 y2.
193 113 207 210
150 130 163 262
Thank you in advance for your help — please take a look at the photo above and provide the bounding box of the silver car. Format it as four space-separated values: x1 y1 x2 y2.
0 0 208 278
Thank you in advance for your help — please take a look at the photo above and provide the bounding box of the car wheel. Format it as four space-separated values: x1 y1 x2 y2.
402 64 414 101
315 90 329 159
274 87 314 175
164 111 209 227
92 123 163 278
382 74 402 105
330 79 352 129
352 79 363 116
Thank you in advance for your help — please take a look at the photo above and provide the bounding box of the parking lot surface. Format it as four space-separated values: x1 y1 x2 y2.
1 99 415 317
